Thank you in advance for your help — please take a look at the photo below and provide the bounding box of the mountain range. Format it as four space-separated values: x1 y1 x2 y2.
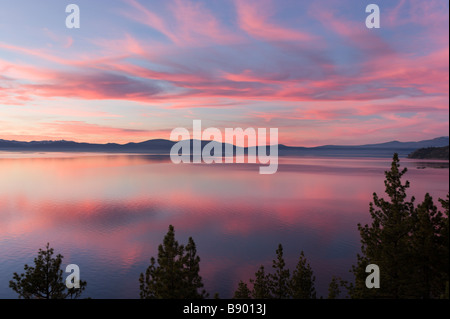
0 136 448 158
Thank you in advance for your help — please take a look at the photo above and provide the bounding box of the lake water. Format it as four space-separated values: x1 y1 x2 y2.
0 153 448 298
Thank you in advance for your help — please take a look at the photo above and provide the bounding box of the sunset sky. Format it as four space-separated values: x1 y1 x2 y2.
0 0 448 146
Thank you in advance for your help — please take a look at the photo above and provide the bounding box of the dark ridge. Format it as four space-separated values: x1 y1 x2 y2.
1 136 449 158
408 145 449 160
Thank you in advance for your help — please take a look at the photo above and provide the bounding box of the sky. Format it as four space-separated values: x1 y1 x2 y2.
0 0 448 146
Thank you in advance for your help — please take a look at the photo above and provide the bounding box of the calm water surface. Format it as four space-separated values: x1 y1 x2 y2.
0 153 448 298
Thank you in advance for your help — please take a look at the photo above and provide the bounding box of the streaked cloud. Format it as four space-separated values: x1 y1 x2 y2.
0 0 448 146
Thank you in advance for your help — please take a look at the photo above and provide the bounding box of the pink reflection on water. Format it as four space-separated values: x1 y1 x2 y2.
0 154 448 297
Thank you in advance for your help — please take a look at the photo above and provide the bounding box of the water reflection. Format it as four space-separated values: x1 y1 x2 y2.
0 154 448 298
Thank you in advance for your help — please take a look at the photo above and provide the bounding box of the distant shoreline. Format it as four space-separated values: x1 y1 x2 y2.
407 145 449 160
1 136 449 159
1 150 449 162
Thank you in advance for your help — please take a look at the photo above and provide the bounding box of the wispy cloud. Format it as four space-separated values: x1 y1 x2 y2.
0 0 448 145
234 0 313 42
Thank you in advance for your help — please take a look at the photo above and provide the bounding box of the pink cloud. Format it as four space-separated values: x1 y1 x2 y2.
234 0 313 42
385 0 449 28
164 98 243 109
21 106 122 119
310 4 395 58
1 43 447 109
42 28 74 49
123 0 178 43
93 33 148 57
0 0 447 145
168 0 241 46
0 41 73 65
104 61 207 84
23 71 162 102
38 121 170 143
123 0 240 47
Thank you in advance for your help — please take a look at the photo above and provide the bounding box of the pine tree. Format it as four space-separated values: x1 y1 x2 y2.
438 193 449 299
9 243 87 299
139 257 157 299
351 153 415 298
233 280 252 299
409 193 447 298
139 225 207 299
290 251 316 299
156 225 185 298
270 244 291 299
327 276 343 299
250 266 271 299
183 237 208 298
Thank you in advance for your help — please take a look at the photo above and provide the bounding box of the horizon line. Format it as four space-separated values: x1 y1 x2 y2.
1 135 449 149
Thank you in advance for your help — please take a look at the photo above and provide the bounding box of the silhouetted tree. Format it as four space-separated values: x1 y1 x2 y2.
270 244 291 299
235 246 321 299
183 237 208 298
438 193 449 299
139 225 207 299
410 193 447 298
233 281 251 299
351 154 415 298
139 257 157 299
327 276 344 299
250 266 271 299
351 154 449 298
9 243 87 299
290 251 316 299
